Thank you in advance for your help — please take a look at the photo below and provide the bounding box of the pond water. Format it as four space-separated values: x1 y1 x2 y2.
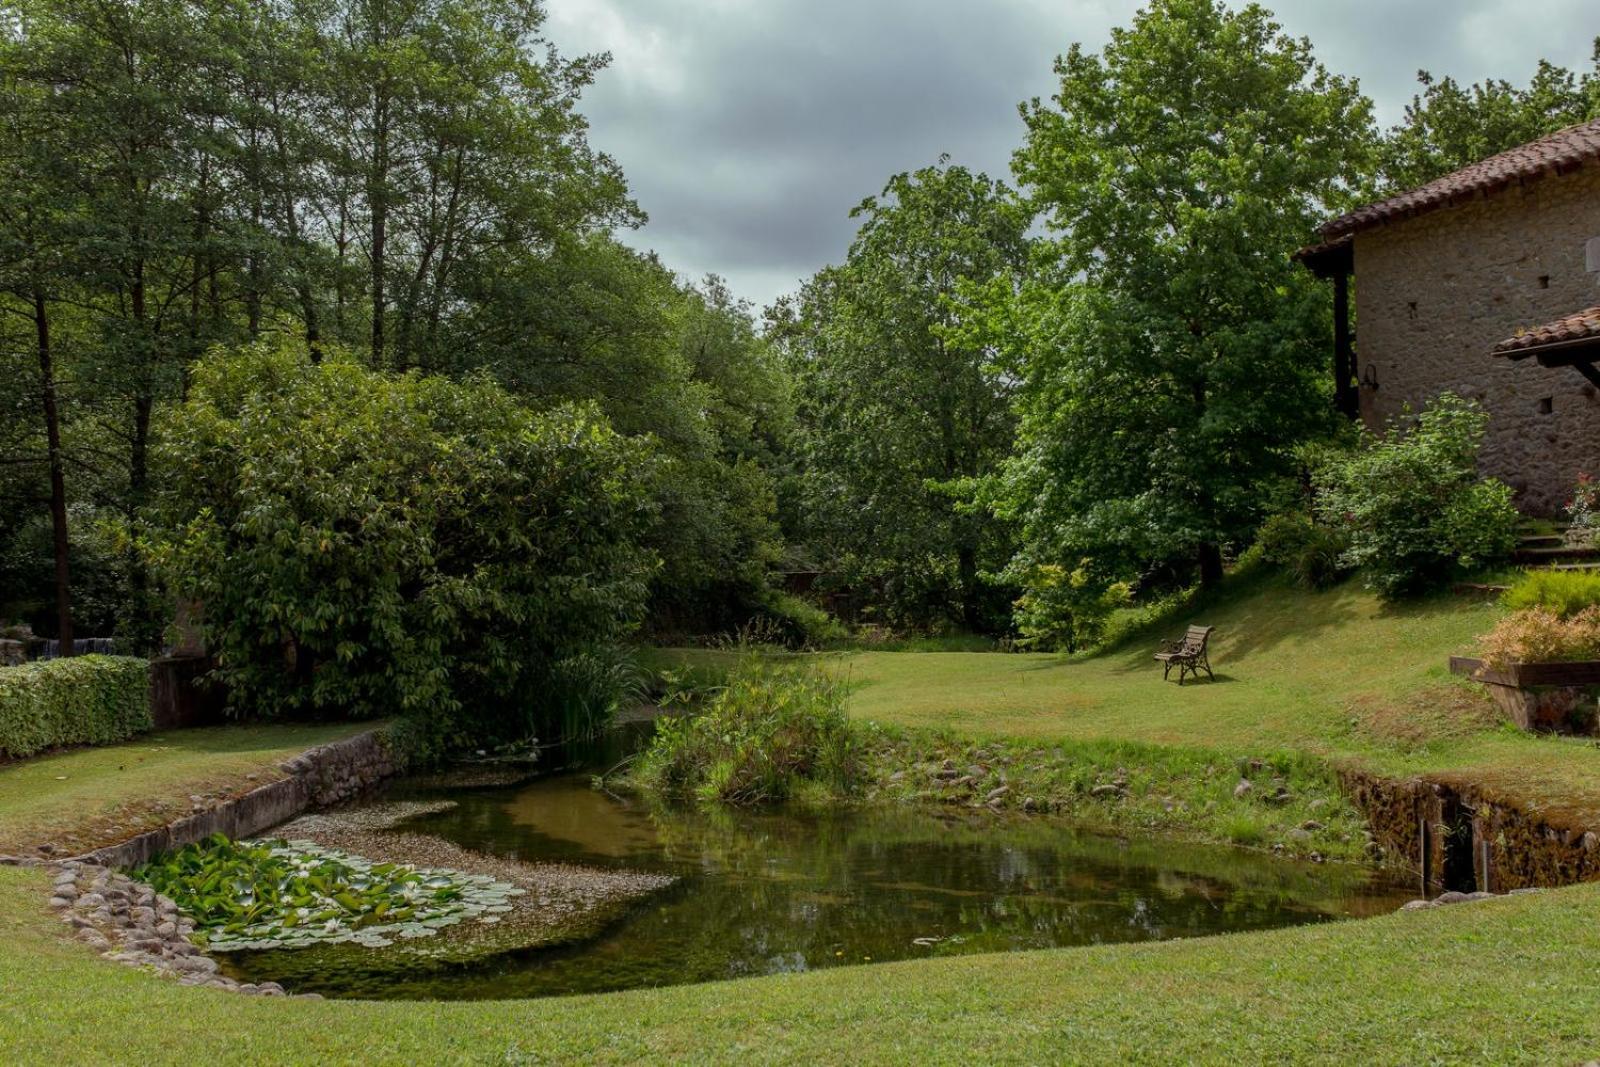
224 734 1414 1000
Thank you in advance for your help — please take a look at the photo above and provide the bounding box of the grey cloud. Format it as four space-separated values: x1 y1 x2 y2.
547 0 1598 308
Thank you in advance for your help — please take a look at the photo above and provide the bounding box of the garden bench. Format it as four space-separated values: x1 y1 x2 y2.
1155 625 1215 685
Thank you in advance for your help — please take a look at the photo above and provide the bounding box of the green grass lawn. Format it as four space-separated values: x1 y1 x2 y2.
0 722 368 857
5 584 1600 1063
656 574 1600 827
3 859 1599 1064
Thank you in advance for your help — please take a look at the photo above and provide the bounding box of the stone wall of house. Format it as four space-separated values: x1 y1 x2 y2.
1354 164 1600 515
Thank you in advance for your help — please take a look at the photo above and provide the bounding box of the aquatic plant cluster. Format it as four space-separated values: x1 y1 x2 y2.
133 834 523 951
629 657 864 806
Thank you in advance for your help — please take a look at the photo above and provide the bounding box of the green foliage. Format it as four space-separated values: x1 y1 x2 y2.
1313 394 1519 598
779 161 1029 632
1504 570 1600 618
472 259 794 633
0 655 150 760
140 341 657 751
748 592 849 649
1 0 795 656
0 505 131 640
991 0 1373 593
630 657 864 806
542 647 646 743
1255 512 1351 590
132 834 521 952
1377 57 1600 193
1011 564 1131 653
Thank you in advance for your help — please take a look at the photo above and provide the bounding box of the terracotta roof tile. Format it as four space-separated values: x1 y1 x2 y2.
1322 118 1600 241
1493 306 1600 357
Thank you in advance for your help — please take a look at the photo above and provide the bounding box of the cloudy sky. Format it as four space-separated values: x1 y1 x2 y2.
543 0 1598 309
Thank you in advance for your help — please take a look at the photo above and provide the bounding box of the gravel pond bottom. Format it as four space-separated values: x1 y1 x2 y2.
219 759 1416 1000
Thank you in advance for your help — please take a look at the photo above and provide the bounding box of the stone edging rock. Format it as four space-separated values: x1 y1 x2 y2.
72 728 401 870
1399 886 1546 911
0 728 403 997
45 858 313 997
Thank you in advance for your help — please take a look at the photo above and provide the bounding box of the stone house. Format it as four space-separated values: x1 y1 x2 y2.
1299 118 1600 515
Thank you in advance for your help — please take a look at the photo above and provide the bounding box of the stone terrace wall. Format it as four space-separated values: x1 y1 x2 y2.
1343 768 1600 894
74 728 400 870
1354 165 1600 515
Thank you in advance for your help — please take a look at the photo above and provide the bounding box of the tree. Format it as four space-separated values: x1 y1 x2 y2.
0 0 663 652
997 0 1373 589
0 33 76 652
1378 49 1600 193
318 0 637 369
141 340 658 749
784 161 1030 631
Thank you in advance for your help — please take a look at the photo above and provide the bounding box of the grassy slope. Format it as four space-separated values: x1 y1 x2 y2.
0 723 368 856
663 575 1600 826
2 861 1599 1064
6 592 1600 1063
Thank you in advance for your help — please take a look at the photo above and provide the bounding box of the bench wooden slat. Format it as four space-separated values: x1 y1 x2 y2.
1154 625 1215 684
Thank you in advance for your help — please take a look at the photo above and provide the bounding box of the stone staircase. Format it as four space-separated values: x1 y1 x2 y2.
1511 527 1600 571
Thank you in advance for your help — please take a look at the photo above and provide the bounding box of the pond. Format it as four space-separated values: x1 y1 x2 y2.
222 735 1414 1000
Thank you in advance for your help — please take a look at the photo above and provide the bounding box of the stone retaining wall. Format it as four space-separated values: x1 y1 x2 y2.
74 728 401 869
1343 768 1600 894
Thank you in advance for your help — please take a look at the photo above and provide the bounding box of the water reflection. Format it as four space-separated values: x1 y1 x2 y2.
227 768 1412 1000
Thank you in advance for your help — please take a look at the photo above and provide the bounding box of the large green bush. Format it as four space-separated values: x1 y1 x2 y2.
629 656 864 806
1313 394 1519 598
0 655 151 759
141 342 659 752
1255 511 1350 590
1012 563 1131 652
1504 570 1600 618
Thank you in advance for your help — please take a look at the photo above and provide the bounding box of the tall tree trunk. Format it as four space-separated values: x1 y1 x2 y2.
128 258 155 652
186 150 211 401
369 89 388 365
335 192 348 342
34 290 73 655
130 260 150 503
957 542 980 631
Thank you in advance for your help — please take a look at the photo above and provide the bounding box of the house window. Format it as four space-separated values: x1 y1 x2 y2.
1407 301 1418 320
1539 397 1554 415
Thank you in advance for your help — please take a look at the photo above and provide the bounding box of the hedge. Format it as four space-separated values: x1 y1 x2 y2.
0 655 152 760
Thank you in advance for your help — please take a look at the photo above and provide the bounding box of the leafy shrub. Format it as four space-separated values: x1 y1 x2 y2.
629 656 863 806
1503 570 1600 618
141 341 658 753
133 834 519 952
1564 472 1600 542
1255 511 1350 589
1478 607 1600 671
748 591 848 649
0 655 150 759
1012 563 1131 652
1313 393 1519 598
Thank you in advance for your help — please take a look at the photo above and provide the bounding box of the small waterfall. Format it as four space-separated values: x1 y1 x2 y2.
37 637 119 659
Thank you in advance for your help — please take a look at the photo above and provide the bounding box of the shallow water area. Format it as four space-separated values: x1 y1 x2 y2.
221 730 1415 1000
